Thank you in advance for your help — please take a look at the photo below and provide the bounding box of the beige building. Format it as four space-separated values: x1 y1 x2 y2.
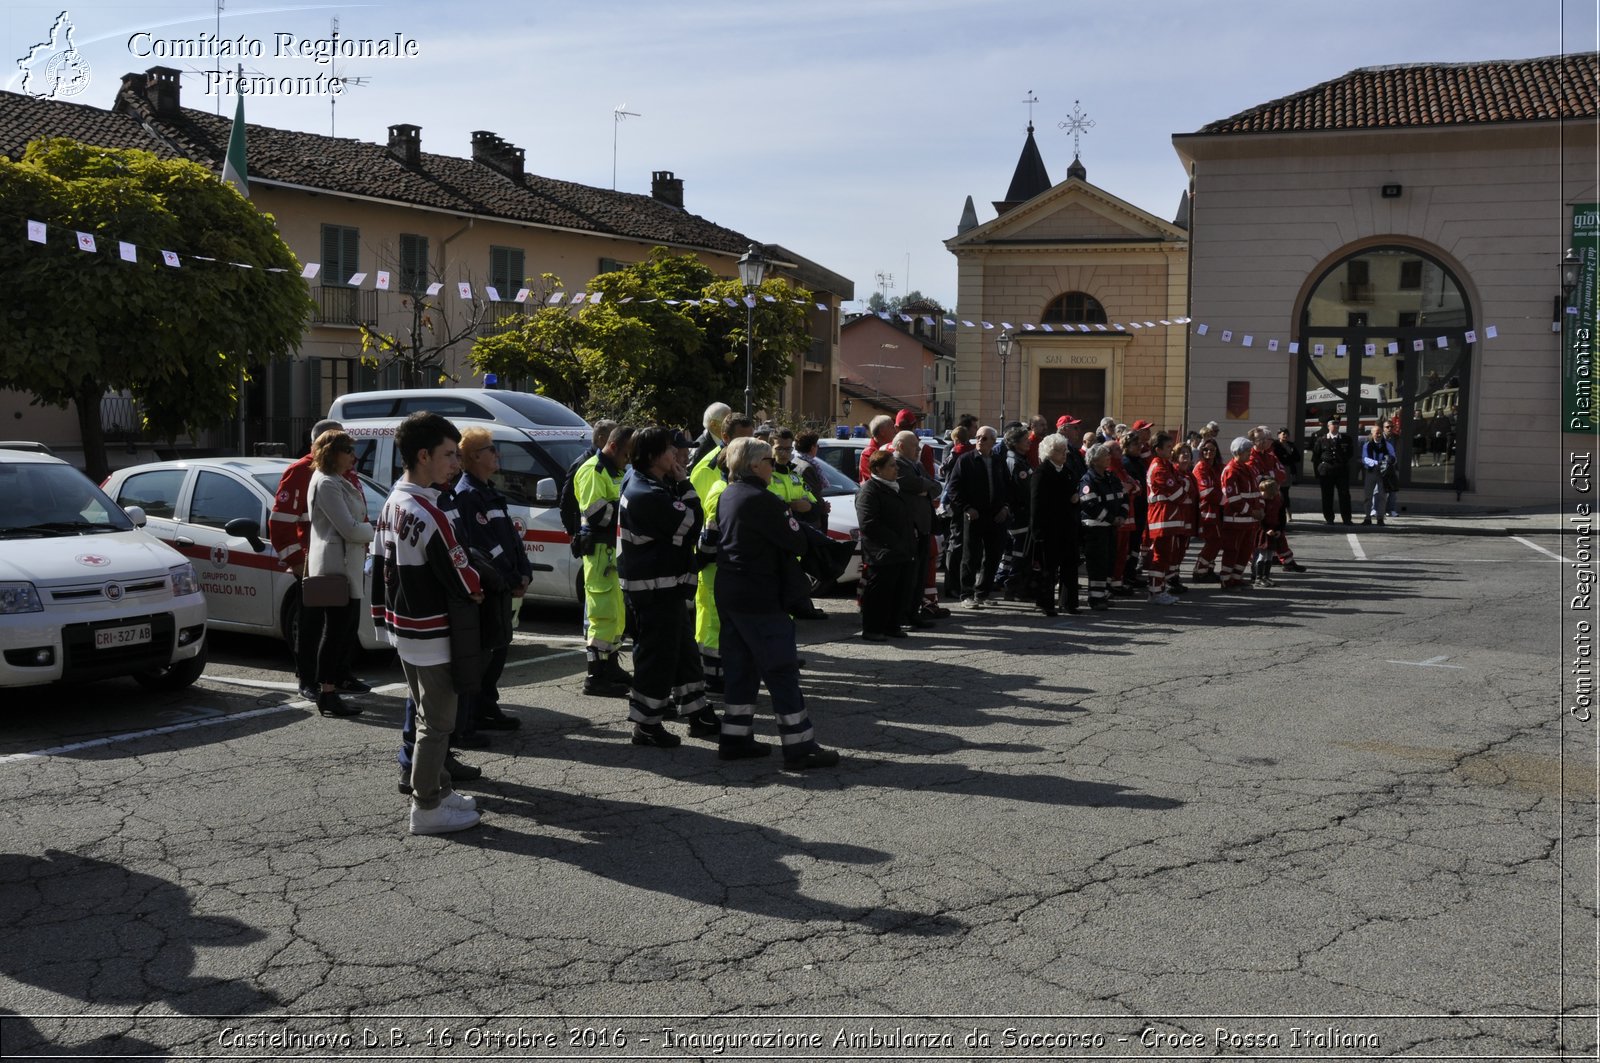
1174 53 1599 508
945 125 1189 431
0 66 852 463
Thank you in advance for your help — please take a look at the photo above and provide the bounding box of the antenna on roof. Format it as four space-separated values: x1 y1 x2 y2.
612 104 641 190
328 18 372 137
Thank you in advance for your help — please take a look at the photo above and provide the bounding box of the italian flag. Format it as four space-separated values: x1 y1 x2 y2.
221 80 249 199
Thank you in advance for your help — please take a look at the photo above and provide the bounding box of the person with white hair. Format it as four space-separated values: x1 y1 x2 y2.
1219 436 1264 589
1078 443 1127 610
690 401 731 469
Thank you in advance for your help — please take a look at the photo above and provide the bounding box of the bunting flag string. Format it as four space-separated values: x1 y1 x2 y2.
22 219 1511 347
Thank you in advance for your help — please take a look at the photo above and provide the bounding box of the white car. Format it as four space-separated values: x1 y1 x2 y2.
102 457 390 652
808 456 862 584
0 451 207 689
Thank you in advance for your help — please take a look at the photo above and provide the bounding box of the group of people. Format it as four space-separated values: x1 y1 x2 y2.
1309 416 1406 526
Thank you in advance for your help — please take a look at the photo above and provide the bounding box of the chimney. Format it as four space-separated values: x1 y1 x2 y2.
143 66 182 116
471 130 524 182
651 170 684 209
387 124 421 167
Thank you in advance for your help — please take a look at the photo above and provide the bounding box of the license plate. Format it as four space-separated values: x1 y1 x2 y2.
95 623 152 649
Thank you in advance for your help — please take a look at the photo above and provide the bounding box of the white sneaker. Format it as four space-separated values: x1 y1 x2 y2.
409 800 481 835
440 789 476 812
961 597 977 608
1149 592 1178 605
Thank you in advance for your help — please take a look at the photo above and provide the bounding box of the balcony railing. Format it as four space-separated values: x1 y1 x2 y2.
311 286 381 327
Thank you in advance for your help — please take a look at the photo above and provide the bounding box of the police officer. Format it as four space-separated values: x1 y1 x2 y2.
574 425 634 696
713 437 839 770
619 427 720 748
1311 416 1354 525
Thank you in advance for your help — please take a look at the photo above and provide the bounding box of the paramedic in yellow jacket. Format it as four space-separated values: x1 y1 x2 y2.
575 425 635 697
689 415 753 693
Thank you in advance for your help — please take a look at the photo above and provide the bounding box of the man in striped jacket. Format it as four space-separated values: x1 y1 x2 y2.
371 411 484 836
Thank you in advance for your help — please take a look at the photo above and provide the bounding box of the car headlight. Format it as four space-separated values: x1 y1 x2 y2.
0 582 43 614
169 563 200 597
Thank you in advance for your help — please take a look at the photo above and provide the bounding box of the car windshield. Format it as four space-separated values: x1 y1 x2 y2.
0 462 133 536
493 439 571 507
812 457 859 496
491 392 589 428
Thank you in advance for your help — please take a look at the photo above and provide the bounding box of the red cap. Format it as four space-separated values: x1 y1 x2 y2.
894 408 920 427
1130 419 1154 431
1056 414 1083 428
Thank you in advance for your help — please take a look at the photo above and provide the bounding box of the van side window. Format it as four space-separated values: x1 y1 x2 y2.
339 399 397 418
395 397 490 419
116 469 186 520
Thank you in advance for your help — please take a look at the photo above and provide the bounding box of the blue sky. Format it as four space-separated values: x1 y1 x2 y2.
6 0 1596 308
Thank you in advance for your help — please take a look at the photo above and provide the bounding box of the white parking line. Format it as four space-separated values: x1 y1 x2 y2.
1347 533 1367 561
1385 654 1465 669
1511 536 1571 564
0 703 300 766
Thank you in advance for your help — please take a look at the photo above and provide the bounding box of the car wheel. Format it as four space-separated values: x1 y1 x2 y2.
133 643 207 691
283 592 301 665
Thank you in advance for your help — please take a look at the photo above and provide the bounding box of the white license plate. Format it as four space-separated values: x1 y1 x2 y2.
95 623 152 649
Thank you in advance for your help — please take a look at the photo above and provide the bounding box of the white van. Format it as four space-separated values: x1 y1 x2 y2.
340 416 589 605
0 451 208 689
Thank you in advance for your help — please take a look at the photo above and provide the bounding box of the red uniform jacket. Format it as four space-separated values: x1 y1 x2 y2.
1193 460 1223 528
1247 446 1289 490
1145 456 1188 535
1220 459 1262 524
269 456 361 567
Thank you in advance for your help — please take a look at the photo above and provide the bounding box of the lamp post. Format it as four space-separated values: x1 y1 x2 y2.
738 244 768 418
995 329 1013 426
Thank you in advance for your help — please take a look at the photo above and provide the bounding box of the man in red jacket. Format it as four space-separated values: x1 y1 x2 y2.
1247 426 1308 573
1219 437 1263 589
1143 434 1187 604
270 418 367 699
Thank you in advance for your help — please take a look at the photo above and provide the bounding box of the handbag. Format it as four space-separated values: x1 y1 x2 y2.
301 574 349 608
1380 466 1400 491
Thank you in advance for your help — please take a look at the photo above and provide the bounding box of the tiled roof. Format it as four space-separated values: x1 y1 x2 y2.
1194 53 1598 135
109 80 755 254
0 90 183 160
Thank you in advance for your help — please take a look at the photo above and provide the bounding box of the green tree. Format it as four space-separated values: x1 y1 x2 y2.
0 138 313 480
470 248 813 427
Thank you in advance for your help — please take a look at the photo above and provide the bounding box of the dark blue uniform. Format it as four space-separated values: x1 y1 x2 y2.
618 467 713 730
714 477 823 761
453 471 532 729
1078 467 1127 608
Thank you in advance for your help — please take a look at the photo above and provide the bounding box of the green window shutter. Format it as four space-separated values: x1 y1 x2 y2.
489 246 524 297
399 234 428 293
320 224 359 283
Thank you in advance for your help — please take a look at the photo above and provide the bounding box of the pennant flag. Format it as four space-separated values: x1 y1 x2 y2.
1094 324 1109 332
1464 329 1477 344
1001 322 1015 330
221 74 250 199
1267 339 1279 352
1196 324 1209 336
485 286 501 302
118 241 137 263
665 299 680 305
1312 343 1325 357
1363 343 1375 357
1130 322 1143 330
426 282 443 296
981 321 994 330
1041 324 1054 333
347 272 367 287
1335 345 1348 357
899 313 913 322
162 250 181 267
1436 336 1448 348
1289 342 1300 354
1485 325 1498 339
1219 329 1231 341
1412 339 1425 352
961 320 975 328
376 271 391 291
1386 342 1399 355
548 292 565 304
300 263 320 279
1022 323 1036 331
1242 335 1254 347
744 294 757 308
1144 321 1157 328
921 316 934 325
457 282 473 300
76 232 96 253
572 291 587 303
815 302 827 311
762 294 777 302
27 220 46 243
943 318 956 327
1078 324 1091 333
722 297 738 307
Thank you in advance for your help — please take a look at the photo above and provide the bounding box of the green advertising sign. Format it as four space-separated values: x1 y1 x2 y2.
1568 203 1599 433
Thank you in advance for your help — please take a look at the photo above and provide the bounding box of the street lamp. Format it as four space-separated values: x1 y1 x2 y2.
738 243 768 417
995 329 1012 425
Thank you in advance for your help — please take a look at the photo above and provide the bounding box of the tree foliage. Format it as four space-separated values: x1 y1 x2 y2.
469 248 814 427
0 138 313 479
867 288 944 316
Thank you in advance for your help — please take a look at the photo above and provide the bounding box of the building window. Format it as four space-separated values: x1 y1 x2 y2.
1041 291 1108 324
597 257 631 275
320 224 359 284
1398 259 1423 290
398 234 429 294
490 246 525 298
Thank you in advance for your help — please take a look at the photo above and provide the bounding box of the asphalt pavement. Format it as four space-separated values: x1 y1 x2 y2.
0 526 1592 1061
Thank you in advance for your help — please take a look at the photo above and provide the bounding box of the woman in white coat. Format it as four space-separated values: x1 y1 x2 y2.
306 430 373 717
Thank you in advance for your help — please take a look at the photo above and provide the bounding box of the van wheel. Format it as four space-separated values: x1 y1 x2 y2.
134 643 207 691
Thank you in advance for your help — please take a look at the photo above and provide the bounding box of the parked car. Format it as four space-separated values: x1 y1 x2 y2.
0 440 56 456
809 456 862 584
102 457 390 653
339 416 591 604
0 451 207 689
817 434 948 484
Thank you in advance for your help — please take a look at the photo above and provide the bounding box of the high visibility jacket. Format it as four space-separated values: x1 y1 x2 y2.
1145 456 1188 535
618 468 702 595
767 462 817 510
574 452 623 545
1221 458 1262 524
1078 468 1127 527
689 444 724 502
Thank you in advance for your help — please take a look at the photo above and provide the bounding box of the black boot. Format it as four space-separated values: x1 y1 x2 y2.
582 658 629 698
685 707 721 738
601 652 631 685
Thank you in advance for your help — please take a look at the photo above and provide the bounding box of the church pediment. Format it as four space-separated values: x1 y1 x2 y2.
949 180 1185 248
